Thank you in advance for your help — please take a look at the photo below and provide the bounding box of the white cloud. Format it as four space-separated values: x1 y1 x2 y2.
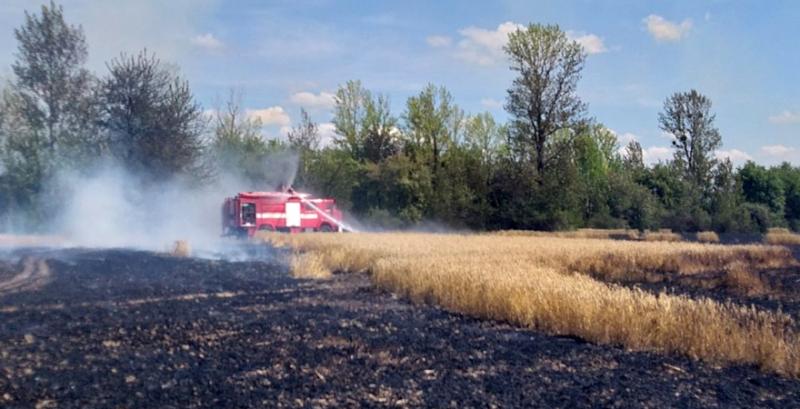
642 146 672 164
455 21 523 65
761 144 796 157
191 33 224 51
618 132 639 145
643 15 692 42
201 108 217 119
246 106 291 127
289 91 336 110
609 128 637 141
318 122 337 147
480 98 503 109
715 149 752 164
609 130 638 157
426 35 452 48
607 129 639 145
0 1 217 73
74 0 216 71
452 22 607 65
660 131 677 140
768 111 800 125
567 32 607 55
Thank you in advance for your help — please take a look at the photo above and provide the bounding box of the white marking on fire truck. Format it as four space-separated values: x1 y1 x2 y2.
256 213 285 219
256 213 319 219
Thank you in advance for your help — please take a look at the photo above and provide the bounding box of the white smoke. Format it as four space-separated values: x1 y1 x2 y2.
51 153 300 257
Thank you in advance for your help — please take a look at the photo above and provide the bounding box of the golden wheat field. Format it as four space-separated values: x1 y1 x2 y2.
259 231 800 376
765 228 800 246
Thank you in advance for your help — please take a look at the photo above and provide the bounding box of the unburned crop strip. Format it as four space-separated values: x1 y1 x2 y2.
260 232 800 375
765 228 800 246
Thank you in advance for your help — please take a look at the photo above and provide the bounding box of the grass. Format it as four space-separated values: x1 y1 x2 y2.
495 228 640 240
497 228 688 243
723 262 768 296
170 240 191 257
764 228 800 246
696 231 721 244
289 252 332 279
260 232 800 376
642 229 683 242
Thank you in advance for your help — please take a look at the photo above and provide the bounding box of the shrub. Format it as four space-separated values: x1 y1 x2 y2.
696 231 720 244
170 240 191 257
289 252 331 279
764 228 800 245
642 230 683 242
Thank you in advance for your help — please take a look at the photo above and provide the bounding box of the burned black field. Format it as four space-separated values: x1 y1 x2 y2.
0 247 799 408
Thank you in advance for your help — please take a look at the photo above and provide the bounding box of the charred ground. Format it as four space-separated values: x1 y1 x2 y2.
0 247 799 408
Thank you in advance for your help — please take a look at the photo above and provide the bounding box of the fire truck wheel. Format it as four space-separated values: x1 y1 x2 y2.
319 224 333 232
258 225 274 231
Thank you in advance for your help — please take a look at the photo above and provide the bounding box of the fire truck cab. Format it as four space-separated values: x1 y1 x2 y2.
222 190 344 237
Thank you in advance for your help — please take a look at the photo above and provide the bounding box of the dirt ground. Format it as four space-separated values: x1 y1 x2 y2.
0 247 799 408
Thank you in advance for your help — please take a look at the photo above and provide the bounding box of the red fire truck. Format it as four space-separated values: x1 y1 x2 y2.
222 189 345 237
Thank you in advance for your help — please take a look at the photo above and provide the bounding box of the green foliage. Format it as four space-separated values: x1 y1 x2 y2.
286 108 320 188
403 84 463 167
659 90 722 192
210 93 276 186
402 84 465 220
771 162 800 229
504 23 586 180
332 80 398 163
10 0 99 166
304 148 360 211
351 154 432 226
1 1 98 226
740 161 784 214
2 5 798 235
99 51 207 181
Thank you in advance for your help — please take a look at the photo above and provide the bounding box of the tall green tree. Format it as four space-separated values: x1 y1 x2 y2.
9 1 99 164
0 1 99 226
287 108 320 153
210 90 271 185
99 51 207 181
659 90 721 190
573 125 618 226
403 84 465 220
772 163 800 229
332 80 397 163
360 95 398 163
404 84 463 172
622 140 645 173
332 80 366 157
739 161 784 216
305 148 360 211
709 158 748 232
463 112 505 162
286 108 320 187
504 23 587 181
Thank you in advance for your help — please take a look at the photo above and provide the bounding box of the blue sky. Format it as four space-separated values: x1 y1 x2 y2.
1 0 798 165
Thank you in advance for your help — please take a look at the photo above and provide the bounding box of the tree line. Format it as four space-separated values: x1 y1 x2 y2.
1 2 798 233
